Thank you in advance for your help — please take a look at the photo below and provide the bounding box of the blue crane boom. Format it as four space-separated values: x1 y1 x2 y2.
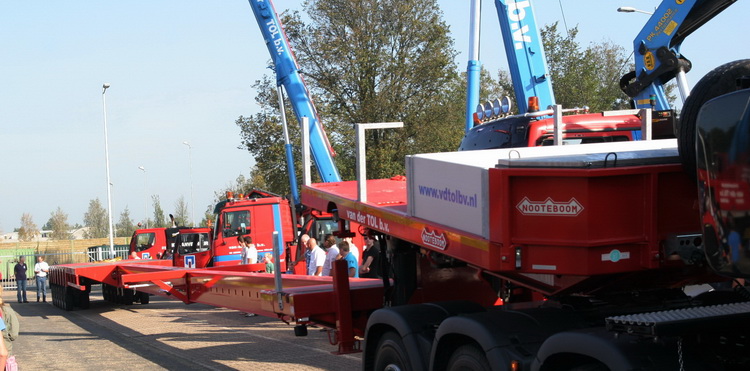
247 0 342 186
493 0 555 114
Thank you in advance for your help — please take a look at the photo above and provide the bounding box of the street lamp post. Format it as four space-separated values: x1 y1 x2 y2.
138 166 148 228
102 83 115 258
182 141 195 227
616 6 654 15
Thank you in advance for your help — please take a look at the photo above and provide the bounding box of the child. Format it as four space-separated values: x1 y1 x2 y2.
264 253 274 273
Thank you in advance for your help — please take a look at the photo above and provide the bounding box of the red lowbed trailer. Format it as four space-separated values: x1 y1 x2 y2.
50 61 750 369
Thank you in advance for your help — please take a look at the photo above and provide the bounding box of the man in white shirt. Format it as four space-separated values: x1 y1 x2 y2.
321 234 339 276
34 256 49 303
307 238 325 276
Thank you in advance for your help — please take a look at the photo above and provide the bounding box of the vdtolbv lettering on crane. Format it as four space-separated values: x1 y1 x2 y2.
507 1 532 49
516 197 584 216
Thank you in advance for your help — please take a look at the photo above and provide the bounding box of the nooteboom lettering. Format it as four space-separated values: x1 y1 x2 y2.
516 197 585 216
520 204 579 214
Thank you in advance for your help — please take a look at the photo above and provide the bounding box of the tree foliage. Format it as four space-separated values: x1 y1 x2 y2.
541 23 633 111
173 196 190 227
152 195 166 228
84 198 108 239
200 171 268 227
47 207 71 240
238 0 471 195
116 207 136 238
18 213 38 242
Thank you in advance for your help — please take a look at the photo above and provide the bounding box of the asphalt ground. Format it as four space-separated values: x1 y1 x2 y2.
4 288 361 370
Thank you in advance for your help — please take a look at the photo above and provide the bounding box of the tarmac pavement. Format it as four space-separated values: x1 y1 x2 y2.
4 288 360 370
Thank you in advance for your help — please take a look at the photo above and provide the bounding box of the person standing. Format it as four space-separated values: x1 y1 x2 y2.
338 241 359 278
321 234 339 276
244 236 258 264
360 235 381 278
344 236 359 266
307 238 325 276
239 236 248 264
13 257 28 303
34 256 49 303
264 253 274 273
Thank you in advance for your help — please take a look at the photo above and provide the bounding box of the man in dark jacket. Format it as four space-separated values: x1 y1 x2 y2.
14 257 27 303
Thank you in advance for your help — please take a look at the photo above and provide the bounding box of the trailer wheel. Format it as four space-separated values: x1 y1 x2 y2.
139 292 150 305
678 59 750 179
122 290 134 305
51 284 59 308
63 287 75 311
102 284 111 302
78 291 90 309
446 344 490 371
373 331 411 371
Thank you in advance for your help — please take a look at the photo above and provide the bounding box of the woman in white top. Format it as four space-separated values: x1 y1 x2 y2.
244 236 258 264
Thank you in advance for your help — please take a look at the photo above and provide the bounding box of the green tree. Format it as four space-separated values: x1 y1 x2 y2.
541 23 633 111
173 196 189 227
238 0 467 193
47 207 71 240
84 198 108 239
116 207 136 238
152 195 166 228
18 213 38 242
201 170 268 227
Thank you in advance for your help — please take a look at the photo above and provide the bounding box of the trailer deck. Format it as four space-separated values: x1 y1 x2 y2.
302 139 707 296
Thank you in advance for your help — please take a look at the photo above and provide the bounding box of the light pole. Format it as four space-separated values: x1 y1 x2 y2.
616 6 654 15
138 166 148 228
182 141 195 227
102 83 115 258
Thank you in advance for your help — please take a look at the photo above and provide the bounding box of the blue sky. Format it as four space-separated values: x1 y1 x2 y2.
1 0 747 231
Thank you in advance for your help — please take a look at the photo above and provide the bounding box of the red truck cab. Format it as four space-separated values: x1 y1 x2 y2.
129 228 173 259
210 190 296 269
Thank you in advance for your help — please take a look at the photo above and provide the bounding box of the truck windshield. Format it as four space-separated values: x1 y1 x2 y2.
312 218 338 241
177 233 210 255
135 232 155 252
222 210 251 237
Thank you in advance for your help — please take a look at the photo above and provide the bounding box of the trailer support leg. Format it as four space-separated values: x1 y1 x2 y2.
331 260 360 355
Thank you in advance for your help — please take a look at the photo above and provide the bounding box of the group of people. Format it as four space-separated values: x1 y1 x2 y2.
13 255 49 304
238 235 274 273
299 233 381 279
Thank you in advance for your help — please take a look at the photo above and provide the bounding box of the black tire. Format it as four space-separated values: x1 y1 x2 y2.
63 287 75 311
51 284 59 308
79 291 90 309
139 292 150 305
122 290 134 305
373 331 411 371
446 344 491 371
678 59 750 179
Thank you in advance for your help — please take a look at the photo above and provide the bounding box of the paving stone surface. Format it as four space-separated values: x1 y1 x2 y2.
4 289 361 370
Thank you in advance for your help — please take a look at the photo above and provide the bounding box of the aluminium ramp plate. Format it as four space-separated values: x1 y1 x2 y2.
606 302 750 337
496 148 680 168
